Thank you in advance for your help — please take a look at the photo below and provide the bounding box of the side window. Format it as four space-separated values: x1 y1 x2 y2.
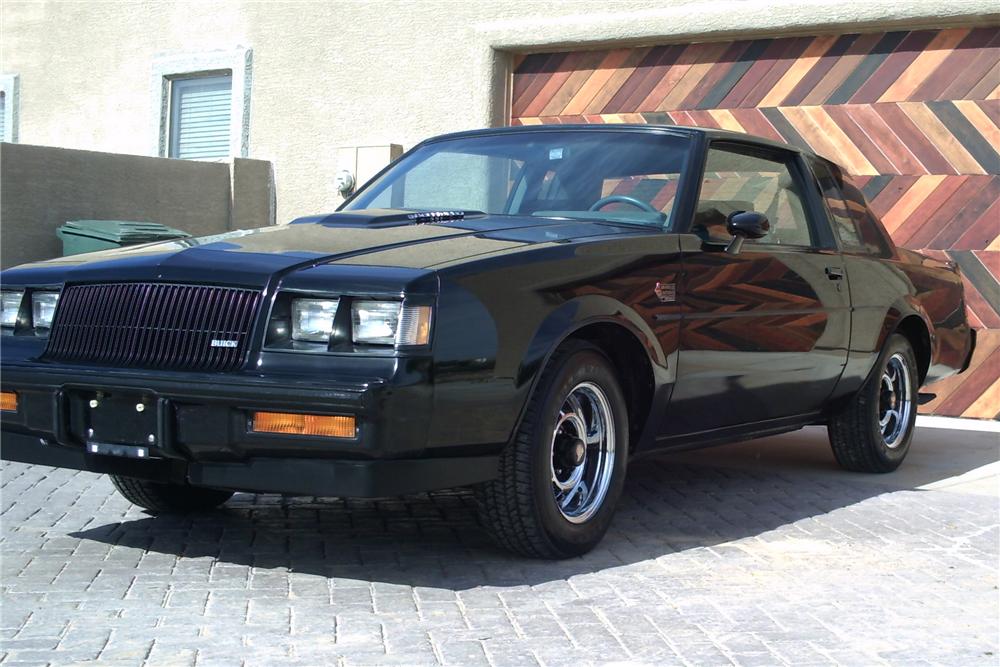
810 158 865 250
810 158 892 256
696 144 816 247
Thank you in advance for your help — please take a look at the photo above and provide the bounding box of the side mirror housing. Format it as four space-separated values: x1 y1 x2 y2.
725 211 770 254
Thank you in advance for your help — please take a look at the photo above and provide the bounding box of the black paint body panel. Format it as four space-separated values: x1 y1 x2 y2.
1 126 974 497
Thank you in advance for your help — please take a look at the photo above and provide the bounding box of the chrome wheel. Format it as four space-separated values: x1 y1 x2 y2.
878 353 912 449
550 381 616 524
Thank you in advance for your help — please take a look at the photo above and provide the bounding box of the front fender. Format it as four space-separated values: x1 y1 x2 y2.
517 294 668 389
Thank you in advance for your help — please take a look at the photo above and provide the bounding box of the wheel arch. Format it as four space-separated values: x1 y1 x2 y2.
893 314 932 385
515 296 670 453
878 297 934 385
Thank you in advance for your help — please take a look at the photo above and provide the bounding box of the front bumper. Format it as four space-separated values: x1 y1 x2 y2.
0 363 499 496
1 431 498 497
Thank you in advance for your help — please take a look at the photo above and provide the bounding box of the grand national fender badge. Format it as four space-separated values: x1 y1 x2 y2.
654 281 676 303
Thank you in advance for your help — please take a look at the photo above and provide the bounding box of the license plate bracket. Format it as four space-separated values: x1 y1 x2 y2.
68 389 160 447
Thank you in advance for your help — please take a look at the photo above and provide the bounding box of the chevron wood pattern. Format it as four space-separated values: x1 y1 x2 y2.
511 27 1000 419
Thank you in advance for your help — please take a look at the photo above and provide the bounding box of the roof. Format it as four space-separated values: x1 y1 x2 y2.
420 124 811 156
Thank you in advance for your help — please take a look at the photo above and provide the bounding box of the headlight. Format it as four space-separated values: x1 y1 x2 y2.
351 301 432 346
1 291 23 329
31 292 60 331
291 298 339 342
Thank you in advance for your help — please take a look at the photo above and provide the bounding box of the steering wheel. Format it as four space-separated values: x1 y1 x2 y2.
588 195 658 213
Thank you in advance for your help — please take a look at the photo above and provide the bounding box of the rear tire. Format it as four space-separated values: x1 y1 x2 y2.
476 341 629 559
110 475 233 513
828 333 918 473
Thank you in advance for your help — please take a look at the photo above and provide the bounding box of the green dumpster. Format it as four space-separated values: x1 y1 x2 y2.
57 220 192 256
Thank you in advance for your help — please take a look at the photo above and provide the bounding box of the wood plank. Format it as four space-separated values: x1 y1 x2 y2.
963 376 1000 420
638 43 703 110
933 341 1000 416
512 52 569 117
680 39 758 110
618 44 688 112
600 46 667 114
758 35 840 106
827 31 910 104
656 41 733 111
783 33 859 105
966 62 1000 101
880 175 946 234
891 176 969 246
583 49 652 115
947 181 1000 250
952 100 1000 153
874 103 955 174
878 28 970 102
849 30 938 103
869 175 921 215
841 104 924 174
800 105 878 174
562 49 636 116
901 176 980 247
913 27 999 100
822 104 899 174
898 102 987 175
731 37 809 109
938 36 1000 100
801 32 883 105
521 50 594 118
927 100 1000 174
707 109 745 133
727 108 785 142
539 50 614 117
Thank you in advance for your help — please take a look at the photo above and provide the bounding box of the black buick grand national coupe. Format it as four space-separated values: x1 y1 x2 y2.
1 126 976 558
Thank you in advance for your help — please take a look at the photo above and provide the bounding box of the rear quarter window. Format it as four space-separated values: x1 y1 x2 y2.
810 158 893 257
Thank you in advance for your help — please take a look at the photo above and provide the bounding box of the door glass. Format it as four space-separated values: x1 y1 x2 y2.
696 146 815 247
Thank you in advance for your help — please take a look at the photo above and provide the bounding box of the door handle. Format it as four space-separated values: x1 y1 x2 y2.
825 266 844 280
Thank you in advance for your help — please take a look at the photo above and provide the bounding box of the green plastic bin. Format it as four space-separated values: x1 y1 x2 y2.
57 220 192 256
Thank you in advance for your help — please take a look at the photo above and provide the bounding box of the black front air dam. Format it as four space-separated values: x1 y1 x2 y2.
1 431 498 497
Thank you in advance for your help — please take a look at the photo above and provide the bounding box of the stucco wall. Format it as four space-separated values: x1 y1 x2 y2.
0 143 273 267
2 0 996 224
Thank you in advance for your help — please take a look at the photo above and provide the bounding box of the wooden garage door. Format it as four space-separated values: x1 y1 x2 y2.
511 27 1000 419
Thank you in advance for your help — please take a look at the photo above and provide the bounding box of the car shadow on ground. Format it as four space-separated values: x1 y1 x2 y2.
70 425 998 590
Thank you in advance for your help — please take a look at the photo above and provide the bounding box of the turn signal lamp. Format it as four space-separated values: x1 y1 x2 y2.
1 391 18 412
251 411 356 438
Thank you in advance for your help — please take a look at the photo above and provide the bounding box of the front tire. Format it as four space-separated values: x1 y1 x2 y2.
110 475 234 513
828 333 918 473
476 341 629 559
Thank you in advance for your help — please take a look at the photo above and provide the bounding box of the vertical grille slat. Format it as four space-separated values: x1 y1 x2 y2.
43 283 261 372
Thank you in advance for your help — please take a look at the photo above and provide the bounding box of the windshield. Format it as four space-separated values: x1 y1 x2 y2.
344 130 692 228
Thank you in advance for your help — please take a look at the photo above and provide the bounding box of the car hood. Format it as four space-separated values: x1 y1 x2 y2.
4 210 643 288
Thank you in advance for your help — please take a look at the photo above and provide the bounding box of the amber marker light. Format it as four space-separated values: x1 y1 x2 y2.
1 391 17 412
252 411 356 438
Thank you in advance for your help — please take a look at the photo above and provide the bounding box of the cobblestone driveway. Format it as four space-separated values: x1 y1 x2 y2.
2 425 997 666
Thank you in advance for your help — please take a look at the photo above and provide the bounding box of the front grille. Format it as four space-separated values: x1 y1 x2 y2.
44 283 262 372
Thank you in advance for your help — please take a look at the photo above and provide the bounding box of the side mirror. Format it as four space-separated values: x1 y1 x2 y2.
725 211 770 255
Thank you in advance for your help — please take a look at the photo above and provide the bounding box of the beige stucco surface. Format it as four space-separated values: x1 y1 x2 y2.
2 0 996 224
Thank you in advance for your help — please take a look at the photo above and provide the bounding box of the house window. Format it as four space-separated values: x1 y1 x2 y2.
168 75 233 159
0 74 18 143
150 48 251 159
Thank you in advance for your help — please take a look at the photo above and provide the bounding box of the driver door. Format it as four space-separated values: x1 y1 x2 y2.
660 142 851 439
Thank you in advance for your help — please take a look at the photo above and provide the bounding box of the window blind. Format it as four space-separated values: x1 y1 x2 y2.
169 75 232 159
